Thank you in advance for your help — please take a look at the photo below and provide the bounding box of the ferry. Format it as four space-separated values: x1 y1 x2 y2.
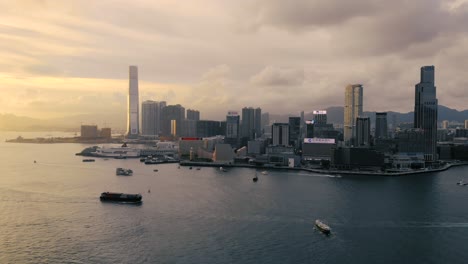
315 219 331 234
90 143 140 158
116 168 133 176
99 192 142 203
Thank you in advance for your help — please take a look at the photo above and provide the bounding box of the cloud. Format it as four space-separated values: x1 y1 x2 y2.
1 0 468 124
250 66 304 86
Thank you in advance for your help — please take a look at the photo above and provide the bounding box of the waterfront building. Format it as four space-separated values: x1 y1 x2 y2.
375 112 388 139
127 65 139 138
187 109 200 121
272 123 289 146
344 84 363 145
81 125 98 138
302 137 336 161
331 147 385 170
396 129 425 154
141 100 164 136
288 117 301 148
255 108 262 138
213 144 234 163
241 107 262 141
465 120 468 129
356 117 371 147
161 104 185 137
414 65 438 162
313 110 327 125
261 112 270 135
100 128 112 139
225 111 240 148
197 120 222 138
305 121 314 138
181 119 197 137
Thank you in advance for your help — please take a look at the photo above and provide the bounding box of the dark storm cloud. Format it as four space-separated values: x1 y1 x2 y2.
244 0 468 56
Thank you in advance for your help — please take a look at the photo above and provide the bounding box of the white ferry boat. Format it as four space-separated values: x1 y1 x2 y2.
91 144 140 158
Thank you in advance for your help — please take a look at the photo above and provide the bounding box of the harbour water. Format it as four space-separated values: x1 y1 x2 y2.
2 132 468 263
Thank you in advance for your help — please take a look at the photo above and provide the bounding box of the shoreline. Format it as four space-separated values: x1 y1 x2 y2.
179 160 468 177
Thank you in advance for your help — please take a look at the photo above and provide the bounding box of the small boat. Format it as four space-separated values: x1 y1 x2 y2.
153 169 158 172
100 192 142 203
261 171 268 175
114 156 127 159
82 159 95 162
253 173 258 182
116 168 133 176
315 219 331 234
196 167 201 170
220 167 227 172
457 180 468 186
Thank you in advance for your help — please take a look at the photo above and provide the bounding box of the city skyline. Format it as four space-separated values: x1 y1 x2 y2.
1 1 468 123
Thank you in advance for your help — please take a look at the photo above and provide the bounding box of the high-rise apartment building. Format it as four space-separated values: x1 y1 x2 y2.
375 112 388 139
161 104 185 137
254 108 262 138
414 65 438 162
127 65 139 138
272 123 289 146
142 100 165 135
313 110 328 125
225 111 240 148
241 107 262 140
187 109 200 121
344 84 363 145
288 117 301 147
356 117 371 147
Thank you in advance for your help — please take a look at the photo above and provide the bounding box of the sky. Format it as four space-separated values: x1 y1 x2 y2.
1 0 468 122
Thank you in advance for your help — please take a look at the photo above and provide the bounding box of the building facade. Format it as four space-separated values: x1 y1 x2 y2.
356 117 371 147
161 104 185 137
344 84 363 145
127 65 139 138
187 109 200 121
272 123 289 146
414 65 438 162
225 111 240 148
288 117 301 148
375 112 388 140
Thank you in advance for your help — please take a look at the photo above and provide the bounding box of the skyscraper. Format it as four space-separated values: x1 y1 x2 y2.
313 110 328 125
344 84 363 145
225 111 240 148
142 100 165 136
127 65 139 138
241 107 262 140
272 123 289 146
356 117 371 147
187 109 200 121
160 104 185 137
288 117 301 147
375 112 388 139
142 100 157 135
414 65 438 162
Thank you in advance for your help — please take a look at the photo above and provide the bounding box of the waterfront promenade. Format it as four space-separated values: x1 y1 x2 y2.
179 160 468 177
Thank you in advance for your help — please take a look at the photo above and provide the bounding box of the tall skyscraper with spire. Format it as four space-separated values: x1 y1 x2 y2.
344 84 363 145
414 65 438 162
127 65 139 138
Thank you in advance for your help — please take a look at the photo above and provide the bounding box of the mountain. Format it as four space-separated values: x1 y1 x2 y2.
2 105 467 132
268 105 468 125
0 112 126 132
